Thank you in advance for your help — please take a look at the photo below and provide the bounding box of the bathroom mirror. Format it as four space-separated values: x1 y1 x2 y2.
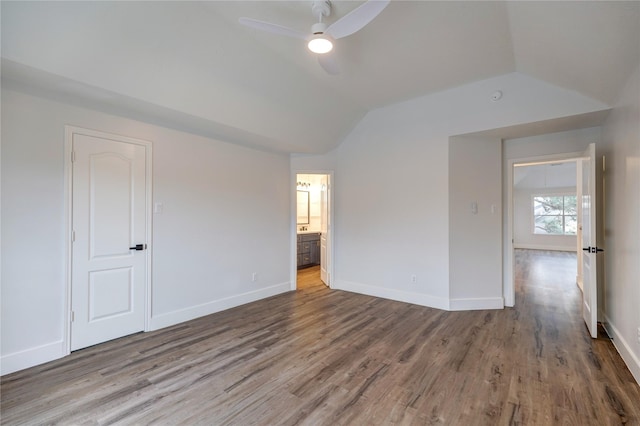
296 191 310 225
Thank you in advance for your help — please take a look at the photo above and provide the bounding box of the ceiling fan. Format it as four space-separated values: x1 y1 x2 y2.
238 0 390 75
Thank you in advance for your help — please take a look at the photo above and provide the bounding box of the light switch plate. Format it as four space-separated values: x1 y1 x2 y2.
471 202 478 214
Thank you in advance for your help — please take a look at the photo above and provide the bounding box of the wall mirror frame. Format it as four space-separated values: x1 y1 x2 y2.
296 190 310 225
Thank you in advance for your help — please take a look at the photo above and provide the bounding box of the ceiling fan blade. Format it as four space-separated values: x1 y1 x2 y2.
326 0 390 40
238 17 307 40
318 53 340 75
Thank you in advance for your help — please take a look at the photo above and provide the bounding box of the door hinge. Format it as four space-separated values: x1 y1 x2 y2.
72 230 76 242
70 311 75 322
71 151 76 163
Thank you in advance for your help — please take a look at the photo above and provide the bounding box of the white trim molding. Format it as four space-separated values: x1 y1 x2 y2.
333 281 503 312
1 341 66 376
604 316 640 385
449 297 504 311
333 280 450 311
149 282 291 331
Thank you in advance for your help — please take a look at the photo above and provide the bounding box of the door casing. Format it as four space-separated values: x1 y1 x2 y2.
64 125 153 354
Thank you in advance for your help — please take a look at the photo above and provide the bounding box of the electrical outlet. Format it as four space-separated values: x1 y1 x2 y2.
252 272 258 282
411 274 417 283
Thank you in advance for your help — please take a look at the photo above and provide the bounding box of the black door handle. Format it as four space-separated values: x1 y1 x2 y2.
582 246 603 253
129 244 146 251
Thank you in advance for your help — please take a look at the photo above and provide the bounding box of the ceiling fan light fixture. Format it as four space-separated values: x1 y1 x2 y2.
308 35 333 54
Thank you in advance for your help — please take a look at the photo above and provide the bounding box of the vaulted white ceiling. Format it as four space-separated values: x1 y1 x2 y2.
514 162 577 189
2 1 639 154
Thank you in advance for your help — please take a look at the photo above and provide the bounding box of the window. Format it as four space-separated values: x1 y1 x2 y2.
533 195 577 235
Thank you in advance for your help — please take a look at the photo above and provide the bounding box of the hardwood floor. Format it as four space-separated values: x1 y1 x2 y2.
296 265 323 290
2 250 639 425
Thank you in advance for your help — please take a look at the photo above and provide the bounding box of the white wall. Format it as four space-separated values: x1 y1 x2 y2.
513 186 577 251
504 127 601 160
449 136 503 309
1 88 291 374
601 62 640 383
293 72 609 310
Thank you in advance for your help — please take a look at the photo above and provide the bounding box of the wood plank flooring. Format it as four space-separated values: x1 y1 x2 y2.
2 250 639 425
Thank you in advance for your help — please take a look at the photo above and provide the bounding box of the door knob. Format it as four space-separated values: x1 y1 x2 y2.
129 244 146 251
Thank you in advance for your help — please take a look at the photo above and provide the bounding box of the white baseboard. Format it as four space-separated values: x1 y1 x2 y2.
149 282 291 331
1 284 291 375
449 297 504 311
1 340 67 376
603 316 640 385
514 243 576 252
333 280 450 311
333 280 503 312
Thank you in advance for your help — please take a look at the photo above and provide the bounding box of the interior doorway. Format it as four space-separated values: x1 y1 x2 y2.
294 173 332 289
506 153 583 307
507 144 602 338
512 160 581 310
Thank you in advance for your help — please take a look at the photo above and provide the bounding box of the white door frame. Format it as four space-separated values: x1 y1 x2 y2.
64 125 153 354
505 150 583 307
291 170 334 289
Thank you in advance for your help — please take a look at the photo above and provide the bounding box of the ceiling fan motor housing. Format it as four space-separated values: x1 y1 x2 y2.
311 22 329 35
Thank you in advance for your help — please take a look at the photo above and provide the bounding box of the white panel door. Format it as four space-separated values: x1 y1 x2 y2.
71 133 147 350
320 175 330 286
580 143 599 339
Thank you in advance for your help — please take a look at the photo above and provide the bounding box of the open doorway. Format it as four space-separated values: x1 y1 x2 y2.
512 160 581 308
506 144 602 338
295 173 332 290
506 156 582 307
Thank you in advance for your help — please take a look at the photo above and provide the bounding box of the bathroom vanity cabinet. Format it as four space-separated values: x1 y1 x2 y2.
297 232 321 269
